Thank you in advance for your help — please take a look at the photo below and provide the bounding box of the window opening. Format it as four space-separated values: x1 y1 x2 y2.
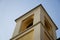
20 14 34 32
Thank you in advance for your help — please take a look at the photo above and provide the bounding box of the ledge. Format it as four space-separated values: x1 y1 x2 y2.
10 21 42 40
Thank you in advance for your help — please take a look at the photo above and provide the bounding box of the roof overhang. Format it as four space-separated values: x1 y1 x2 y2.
15 4 58 30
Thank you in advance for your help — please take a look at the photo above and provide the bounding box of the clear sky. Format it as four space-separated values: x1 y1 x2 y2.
0 0 60 40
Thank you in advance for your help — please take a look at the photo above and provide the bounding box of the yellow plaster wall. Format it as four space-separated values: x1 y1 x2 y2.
17 30 34 40
44 32 50 40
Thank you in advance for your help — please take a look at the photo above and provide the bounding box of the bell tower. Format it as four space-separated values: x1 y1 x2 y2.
10 4 58 40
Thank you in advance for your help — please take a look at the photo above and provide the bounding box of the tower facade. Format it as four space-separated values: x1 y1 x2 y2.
10 4 58 40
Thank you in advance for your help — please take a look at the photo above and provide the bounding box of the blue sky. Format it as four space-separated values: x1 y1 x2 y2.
0 0 60 40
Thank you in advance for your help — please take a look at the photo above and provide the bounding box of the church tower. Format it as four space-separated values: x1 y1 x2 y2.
10 4 58 40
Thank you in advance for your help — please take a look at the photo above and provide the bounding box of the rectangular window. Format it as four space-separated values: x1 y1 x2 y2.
44 17 53 40
20 14 34 32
